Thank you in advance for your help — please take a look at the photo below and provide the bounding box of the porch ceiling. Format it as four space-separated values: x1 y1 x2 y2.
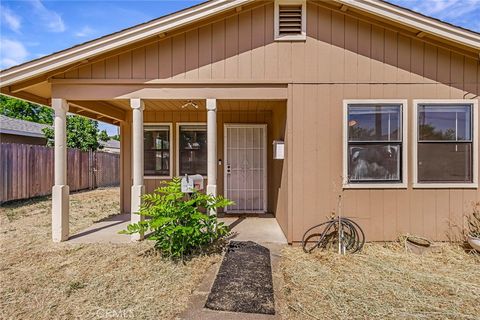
108 99 285 112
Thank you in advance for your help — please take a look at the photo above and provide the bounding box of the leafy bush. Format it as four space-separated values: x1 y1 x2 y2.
120 178 232 259
467 202 480 238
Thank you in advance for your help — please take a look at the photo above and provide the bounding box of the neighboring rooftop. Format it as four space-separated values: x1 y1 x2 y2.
100 139 120 150
0 115 49 138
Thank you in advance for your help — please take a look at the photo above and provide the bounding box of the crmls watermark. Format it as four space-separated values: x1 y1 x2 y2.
95 308 134 318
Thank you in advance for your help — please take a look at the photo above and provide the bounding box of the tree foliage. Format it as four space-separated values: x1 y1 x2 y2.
0 95 53 124
43 116 110 151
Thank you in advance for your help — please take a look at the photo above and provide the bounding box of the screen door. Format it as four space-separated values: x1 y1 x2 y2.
224 124 267 213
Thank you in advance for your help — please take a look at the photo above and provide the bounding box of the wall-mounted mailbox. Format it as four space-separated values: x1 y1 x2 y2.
273 140 285 160
181 174 204 193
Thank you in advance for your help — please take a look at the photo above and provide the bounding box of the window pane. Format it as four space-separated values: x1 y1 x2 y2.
348 144 401 182
418 105 471 141
348 104 401 141
144 126 170 176
418 143 472 183
179 125 207 176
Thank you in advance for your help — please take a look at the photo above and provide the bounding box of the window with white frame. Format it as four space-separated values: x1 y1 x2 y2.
144 124 171 177
414 101 478 186
178 124 207 176
344 101 407 187
274 0 306 41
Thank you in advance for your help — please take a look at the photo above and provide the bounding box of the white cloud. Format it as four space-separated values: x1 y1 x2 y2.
0 5 22 32
393 0 480 20
75 26 95 37
30 0 65 32
0 38 29 69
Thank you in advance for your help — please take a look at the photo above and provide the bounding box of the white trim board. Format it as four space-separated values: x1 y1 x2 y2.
412 99 479 189
342 99 408 189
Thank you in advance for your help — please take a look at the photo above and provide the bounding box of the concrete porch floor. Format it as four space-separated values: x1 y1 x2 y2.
68 213 287 244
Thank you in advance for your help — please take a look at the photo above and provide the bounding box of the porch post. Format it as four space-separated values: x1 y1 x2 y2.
51 98 69 242
206 99 217 214
130 98 145 241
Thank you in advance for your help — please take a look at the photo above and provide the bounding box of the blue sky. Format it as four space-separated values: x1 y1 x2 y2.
1 0 479 134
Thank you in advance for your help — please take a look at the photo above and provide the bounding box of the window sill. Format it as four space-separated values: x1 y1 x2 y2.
412 183 478 189
144 176 172 180
343 183 407 189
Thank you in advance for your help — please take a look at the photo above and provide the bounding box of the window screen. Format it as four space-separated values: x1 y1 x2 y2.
144 125 170 176
347 104 403 183
179 125 207 176
417 104 473 183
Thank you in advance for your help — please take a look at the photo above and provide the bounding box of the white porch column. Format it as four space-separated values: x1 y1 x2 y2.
130 98 145 241
206 99 217 214
51 98 69 242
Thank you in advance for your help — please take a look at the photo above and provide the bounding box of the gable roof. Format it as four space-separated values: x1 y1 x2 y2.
0 0 479 89
0 115 49 138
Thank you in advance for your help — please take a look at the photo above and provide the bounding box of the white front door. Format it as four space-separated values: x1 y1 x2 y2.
224 124 267 213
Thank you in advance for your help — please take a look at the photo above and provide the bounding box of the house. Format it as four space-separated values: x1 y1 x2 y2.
0 115 48 145
100 139 120 154
1 0 479 243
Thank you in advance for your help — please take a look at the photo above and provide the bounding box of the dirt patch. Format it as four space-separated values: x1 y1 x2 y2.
0 188 221 319
205 241 275 315
279 243 480 320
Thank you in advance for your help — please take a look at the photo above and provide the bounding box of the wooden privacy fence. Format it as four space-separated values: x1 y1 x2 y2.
0 143 120 203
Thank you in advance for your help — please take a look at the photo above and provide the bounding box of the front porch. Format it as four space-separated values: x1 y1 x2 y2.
50 95 288 243
68 214 287 244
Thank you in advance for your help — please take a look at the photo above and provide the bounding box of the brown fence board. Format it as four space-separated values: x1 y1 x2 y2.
0 143 120 203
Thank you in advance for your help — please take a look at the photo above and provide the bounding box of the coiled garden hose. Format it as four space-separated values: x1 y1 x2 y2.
302 217 365 254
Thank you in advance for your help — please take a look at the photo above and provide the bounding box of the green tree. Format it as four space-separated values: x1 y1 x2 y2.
43 116 110 151
110 134 120 141
0 95 53 124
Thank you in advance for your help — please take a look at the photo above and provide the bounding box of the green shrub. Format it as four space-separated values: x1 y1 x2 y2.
120 178 232 259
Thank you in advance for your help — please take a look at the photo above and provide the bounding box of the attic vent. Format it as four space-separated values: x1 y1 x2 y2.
278 5 302 36
274 0 306 41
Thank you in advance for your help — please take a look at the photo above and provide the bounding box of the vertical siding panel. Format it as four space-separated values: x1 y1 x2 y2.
278 42 292 79
410 39 424 82
145 42 159 79
369 25 383 83
105 56 119 79
450 52 464 90
132 47 146 79
251 5 265 79
212 20 226 79
172 34 186 78
238 10 252 79
317 6 331 81
329 84 343 213
305 3 318 82
384 30 398 83
436 48 451 84
64 68 78 79
118 52 132 79
225 15 239 78
198 25 212 79
343 16 357 82
185 29 199 79
464 57 477 94
292 84 304 240
264 2 277 79
330 11 345 82
357 21 372 82
91 61 105 79
292 41 305 82
436 190 450 240
397 34 411 83
159 38 172 79
317 85 331 220
424 43 437 82
78 64 92 79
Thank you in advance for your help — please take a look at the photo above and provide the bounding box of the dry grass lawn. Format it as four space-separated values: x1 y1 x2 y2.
279 244 480 320
0 188 221 320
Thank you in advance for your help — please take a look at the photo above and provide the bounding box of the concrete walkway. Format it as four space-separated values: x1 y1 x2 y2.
68 213 288 244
